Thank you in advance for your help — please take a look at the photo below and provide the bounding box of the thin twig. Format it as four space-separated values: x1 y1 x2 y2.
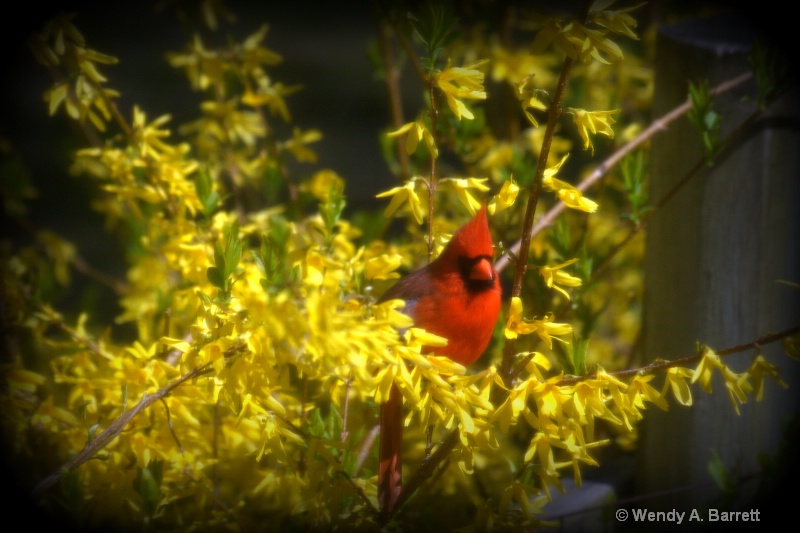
341 375 353 443
378 17 411 180
556 324 799 386
528 82 778 380
43 306 106 358
32 362 214 499
70 253 129 294
212 398 221 496
391 20 427 85
385 323 798 517
160 397 185 456
159 308 172 359
427 81 438 263
353 424 380 477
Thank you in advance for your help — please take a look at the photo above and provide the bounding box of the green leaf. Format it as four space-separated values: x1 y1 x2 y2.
407 3 458 70
60 468 84 516
707 449 737 502
207 266 224 289
222 220 242 278
133 460 164 518
213 242 226 276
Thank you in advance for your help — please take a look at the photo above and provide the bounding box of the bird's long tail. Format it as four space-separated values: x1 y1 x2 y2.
378 382 403 516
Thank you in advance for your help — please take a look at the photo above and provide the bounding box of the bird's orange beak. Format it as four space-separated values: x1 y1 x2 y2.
469 257 495 282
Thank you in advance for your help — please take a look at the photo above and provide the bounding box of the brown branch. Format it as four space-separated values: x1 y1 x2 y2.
499 27 584 385
14 215 129 296
556 324 799 386
70 253 129 295
493 70 754 275
352 424 380 477
390 19 427 86
31 361 214 499
378 17 411 180
341 375 353 443
44 307 106 358
545 98 761 324
427 80 438 264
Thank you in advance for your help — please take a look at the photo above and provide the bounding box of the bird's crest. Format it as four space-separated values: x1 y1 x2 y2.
444 205 494 259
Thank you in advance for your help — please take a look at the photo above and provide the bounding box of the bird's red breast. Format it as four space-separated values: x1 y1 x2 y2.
378 205 502 365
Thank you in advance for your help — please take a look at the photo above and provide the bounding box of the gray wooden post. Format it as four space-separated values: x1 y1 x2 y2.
637 13 800 519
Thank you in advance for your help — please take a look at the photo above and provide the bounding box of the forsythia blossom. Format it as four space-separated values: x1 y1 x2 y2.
387 118 438 158
540 258 582 300
542 155 599 213
504 297 572 348
375 178 425 224
569 108 619 155
434 59 489 120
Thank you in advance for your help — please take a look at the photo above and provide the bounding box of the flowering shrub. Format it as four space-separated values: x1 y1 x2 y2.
1 2 795 531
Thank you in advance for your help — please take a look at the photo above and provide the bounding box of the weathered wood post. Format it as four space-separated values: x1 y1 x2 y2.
637 12 800 520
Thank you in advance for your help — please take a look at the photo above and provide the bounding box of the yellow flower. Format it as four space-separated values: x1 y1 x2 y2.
132 106 176 157
748 354 788 401
523 431 556 471
569 108 619 155
504 297 571 349
591 3 644 40
628 374 668 411
364 253 402 280
439 177 490 214
555 187 599 213
529 16 625 64
31 396 80 430
542 155 599 213
516 74 548 127
540 258 582 300
372 299 415 330
534 315 572 350
375 178 425 224
721 366 752 415
301 169 344 202
434 59 488 120
242 81 301 122
387 118 437 158
571 379 619 431
663 366 694 406
488 177 520 215
281 127 322 163
504 297 538 340
691 346 723 393
542 153 569 180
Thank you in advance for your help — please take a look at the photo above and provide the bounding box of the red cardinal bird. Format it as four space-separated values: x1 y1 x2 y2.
377 205 501 516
